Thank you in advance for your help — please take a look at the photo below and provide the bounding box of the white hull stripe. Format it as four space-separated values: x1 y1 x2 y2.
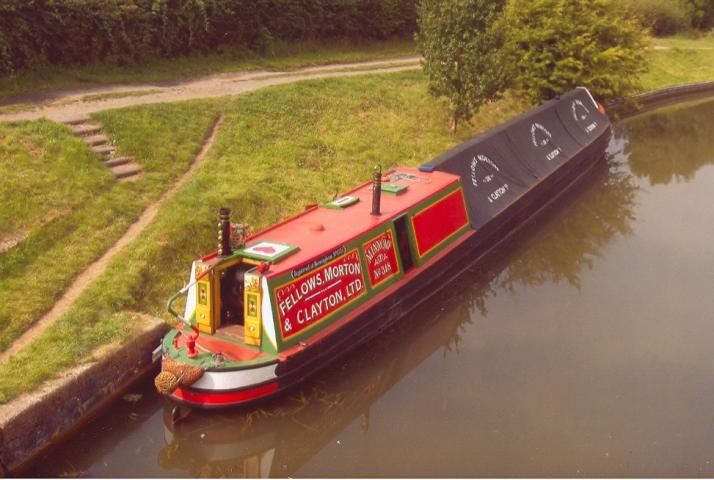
191 363 278 390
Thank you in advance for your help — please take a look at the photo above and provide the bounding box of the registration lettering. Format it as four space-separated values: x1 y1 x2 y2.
363 230 399 287
275 249 365 338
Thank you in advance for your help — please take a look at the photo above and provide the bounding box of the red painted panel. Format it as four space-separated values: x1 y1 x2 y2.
412 189 469 257
363 230 400 287
172 381 278 406
274 249 366 339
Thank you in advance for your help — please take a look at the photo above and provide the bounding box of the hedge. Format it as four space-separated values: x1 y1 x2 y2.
0 0 417 75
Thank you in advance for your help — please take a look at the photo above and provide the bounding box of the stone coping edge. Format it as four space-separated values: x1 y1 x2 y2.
607 81 714 118
0 314 168 475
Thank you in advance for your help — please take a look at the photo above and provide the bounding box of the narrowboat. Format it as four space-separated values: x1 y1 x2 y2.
154 87 611 409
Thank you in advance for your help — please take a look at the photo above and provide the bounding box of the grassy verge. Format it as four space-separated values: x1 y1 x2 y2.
0 39 416 103
651 32 714 50
0 71 529 403
643 34 714 90
0 121 113 243
0 100 221 354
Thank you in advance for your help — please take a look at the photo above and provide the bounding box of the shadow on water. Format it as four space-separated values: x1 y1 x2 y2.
29 96 714 478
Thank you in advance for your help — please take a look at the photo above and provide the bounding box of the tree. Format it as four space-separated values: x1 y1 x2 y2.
685 0 714 30
504 0 649 103
416 0 508 133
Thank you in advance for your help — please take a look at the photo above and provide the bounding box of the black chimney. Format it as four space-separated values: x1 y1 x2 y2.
371 165 382 216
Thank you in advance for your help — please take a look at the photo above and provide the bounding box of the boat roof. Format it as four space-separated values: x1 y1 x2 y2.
243 167 461 278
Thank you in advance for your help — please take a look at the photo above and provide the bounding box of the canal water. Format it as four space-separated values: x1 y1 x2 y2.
31 97 714 477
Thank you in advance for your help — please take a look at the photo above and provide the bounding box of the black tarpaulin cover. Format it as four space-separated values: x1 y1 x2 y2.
426 88 610 229
555 89 610 147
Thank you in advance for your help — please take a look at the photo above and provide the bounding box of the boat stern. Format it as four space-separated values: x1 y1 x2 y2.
156 327 280 409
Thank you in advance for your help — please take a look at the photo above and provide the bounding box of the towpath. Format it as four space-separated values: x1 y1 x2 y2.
0 56 421 122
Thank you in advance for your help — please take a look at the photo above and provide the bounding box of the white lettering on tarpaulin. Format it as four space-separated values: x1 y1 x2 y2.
470 154 500 187
470 153 510 204
571 99 590 121
546 147 562 161
571 98 598 134
487 183 510 203
530 122 552 147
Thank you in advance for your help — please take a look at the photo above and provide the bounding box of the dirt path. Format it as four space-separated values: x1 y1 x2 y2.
0 115 224 363
653 45 714 50
0 56 421 123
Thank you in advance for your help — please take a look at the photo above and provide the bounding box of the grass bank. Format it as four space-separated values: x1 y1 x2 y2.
0 100 221 354
0 39 415 103
0 71 529 403
643 34 714 90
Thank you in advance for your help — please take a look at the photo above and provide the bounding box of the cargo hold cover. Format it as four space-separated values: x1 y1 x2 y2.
426 88 610 229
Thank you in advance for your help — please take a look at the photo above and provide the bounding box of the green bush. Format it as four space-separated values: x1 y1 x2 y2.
621 0 690 36
504 0 649 103
0 0 417 75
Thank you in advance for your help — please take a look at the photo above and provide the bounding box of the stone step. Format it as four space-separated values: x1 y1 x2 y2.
83 134 108 146
62 114 90 125
93 145 116 156
111 162 142 179
104 156 132 168
72 124 102 136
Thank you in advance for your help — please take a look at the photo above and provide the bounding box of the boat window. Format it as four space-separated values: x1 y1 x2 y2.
393 215 414 272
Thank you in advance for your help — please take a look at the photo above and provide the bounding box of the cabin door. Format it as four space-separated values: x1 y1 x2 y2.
393 215 415 273
218 261 253 327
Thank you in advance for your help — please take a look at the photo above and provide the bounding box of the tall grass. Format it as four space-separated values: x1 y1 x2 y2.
642 42 714 90
0 100 221 353
0 121 113 240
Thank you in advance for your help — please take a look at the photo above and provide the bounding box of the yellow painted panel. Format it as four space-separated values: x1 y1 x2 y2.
195 277 214 334
244 318 261 346
244 278 262 346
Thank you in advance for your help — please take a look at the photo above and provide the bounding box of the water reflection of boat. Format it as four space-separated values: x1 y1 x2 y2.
155 88 611 409
158 290 468 477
